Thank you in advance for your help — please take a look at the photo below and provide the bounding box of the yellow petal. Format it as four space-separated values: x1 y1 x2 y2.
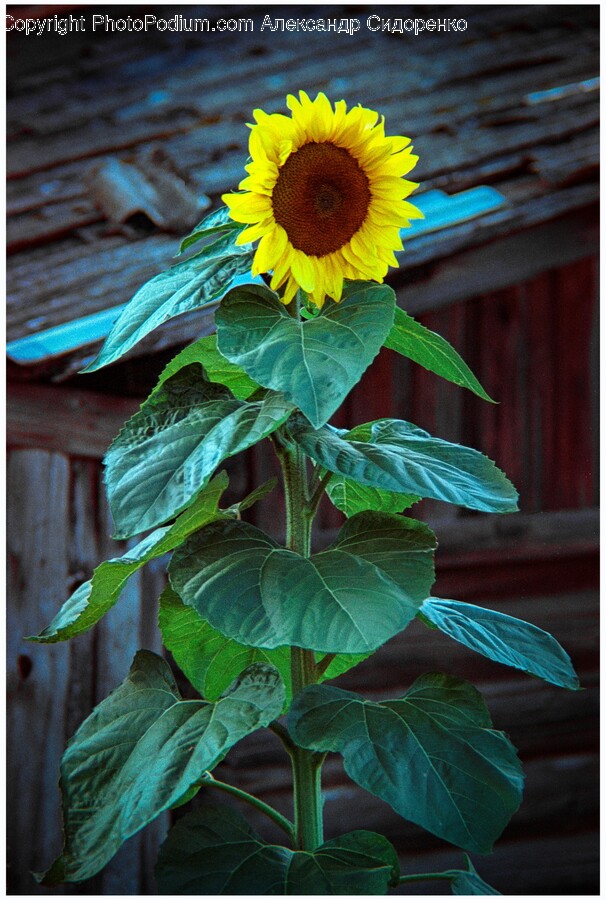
309 92 334 141
223 191 272 224
370 177 418 200
290 251 315 292
281 277 299 305
270 246 293 288
254 227 288 273
235 219 273 245
323 254 344 301
401 200 424 219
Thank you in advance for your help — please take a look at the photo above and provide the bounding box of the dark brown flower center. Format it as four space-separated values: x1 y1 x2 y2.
272 141 371 257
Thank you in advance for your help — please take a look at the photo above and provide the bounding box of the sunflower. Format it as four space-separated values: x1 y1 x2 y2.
222 90 422 308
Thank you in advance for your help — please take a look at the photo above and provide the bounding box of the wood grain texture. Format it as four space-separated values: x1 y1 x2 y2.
7 450 71 894
6 450 168 893
7 382 141 457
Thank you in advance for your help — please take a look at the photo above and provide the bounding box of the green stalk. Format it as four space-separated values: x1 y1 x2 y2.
276 437 325 851
289 647 324 851
200 773 294 839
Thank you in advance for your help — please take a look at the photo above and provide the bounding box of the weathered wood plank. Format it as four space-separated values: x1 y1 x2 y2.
7 19 597 177
64 459 98 741
7 449 71 894
318 503 598 553
529 127 599 187
6 447 170 893
552 259 596 508
7 233 175 337
7 382 141 457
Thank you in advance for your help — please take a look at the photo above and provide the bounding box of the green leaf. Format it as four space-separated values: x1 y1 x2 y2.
384 308 494 402
420 598 580 690
215 281 396 428
83 246 254 373
451 856 501 895
105 365 292 538
169 511 435 654
319 650 371 683
288 416 519 514
288 674 524 854
159 585 292 702
226 477 276 515
327 475 419 517
177 205 243 256
153 333 260 401
40 652 284 885
28 473 229 643
168 518 280 646
156 803 400 895
159 585 368 705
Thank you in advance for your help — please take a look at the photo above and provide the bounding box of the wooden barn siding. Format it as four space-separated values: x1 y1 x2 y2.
6 450 169 895
7 256 598 894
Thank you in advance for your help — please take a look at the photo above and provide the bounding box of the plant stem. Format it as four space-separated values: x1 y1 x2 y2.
200 773 294 840
289 735 324 851
268 720 297 755
308 469 333 519
315 653 337 679
290 645 324 850
277 437 325 852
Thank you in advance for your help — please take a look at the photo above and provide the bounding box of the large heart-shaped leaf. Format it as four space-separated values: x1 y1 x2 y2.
159 585 293 702
105 365 292 538
40 652 284 885
155 803 400 895
420 598 580 690
83 239 254 372
28 473 228 644
288 416 518 514
288 674 524 854
384 307 494 402
169 518 281 647
215 281 395 427
160 586 369 705
169 511 435 654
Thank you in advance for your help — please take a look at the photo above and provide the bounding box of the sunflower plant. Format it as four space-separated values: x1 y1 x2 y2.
32 92 579 896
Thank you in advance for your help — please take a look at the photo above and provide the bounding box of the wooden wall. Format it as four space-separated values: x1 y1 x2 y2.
6 451 168 894
7 257 598 895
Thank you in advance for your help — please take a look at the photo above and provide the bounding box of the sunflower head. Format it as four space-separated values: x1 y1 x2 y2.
222 90 422 309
